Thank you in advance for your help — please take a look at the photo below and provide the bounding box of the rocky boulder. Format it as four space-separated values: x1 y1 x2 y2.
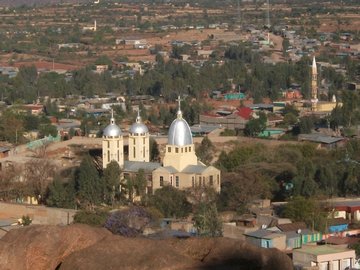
0 224 293 270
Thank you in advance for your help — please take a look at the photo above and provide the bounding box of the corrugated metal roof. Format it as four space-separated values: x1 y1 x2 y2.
277 222 307 232
244 229 273 238
298 134 344 144
245 229 285 239
123 161 161 173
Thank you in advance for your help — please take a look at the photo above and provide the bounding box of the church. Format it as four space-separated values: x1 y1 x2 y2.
102 99 221 194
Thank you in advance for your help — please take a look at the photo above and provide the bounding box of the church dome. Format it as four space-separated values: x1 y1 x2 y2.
130 113 148 134
168 97 193 146
103 111 122 137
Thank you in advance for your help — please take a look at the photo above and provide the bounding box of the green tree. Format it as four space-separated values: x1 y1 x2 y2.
38 123 58 137
244 112 267 137
196 136 214 165
193 202 222 237
149 138 160 162
150 186 191 218
76 155 103 209
135 169 147 201
283 196 326 232
102 161 121 205
46 176 75 208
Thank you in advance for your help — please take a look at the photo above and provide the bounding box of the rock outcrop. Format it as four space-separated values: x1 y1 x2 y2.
0 224 293 270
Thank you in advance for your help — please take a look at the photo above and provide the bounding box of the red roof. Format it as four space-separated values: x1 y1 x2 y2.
236 107 252 120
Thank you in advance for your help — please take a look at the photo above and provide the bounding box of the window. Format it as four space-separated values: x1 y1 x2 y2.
168 147 171 153
176 176 179 187
117 141 119 148
107 150 110 162
175 148 179 153
199 176 201 186
209 175 213 186
189 147 191 152
107 141 110 148
117 150 119 162
160 176 164 187
170 176 173 186
143 147 145 158
185 147 188 153
192 177 195 187
217 174 220 185
133 147 136 158
143 138 145 144
203 177 205 186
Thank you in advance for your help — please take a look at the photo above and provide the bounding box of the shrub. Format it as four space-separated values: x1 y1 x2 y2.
73 209 109 227
104 206 152 237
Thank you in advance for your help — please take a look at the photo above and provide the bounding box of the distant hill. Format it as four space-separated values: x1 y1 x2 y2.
0 0 89 7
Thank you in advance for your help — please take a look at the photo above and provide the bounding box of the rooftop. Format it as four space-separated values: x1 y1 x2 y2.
296 245 354 256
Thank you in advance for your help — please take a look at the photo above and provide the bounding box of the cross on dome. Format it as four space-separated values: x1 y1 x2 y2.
110 108 115 124
176 95 183 119
136 109 141 123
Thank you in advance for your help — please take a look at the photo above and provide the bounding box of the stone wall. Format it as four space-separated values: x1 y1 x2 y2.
0 202 77 225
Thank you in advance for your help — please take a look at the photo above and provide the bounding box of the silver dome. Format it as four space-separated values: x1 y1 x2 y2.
168 118 193 146
103 112 122 137
129 112 149 134
168 98 193 146
103 124 122 137
130 123 148 134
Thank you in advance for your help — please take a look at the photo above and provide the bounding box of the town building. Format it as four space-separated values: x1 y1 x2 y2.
293 245 356 270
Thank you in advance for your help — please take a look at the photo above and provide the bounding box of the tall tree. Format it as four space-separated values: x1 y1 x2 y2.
24 158 56 203
150 186 191 218
196 136 215 165
76 155 103 209
102 161 121 205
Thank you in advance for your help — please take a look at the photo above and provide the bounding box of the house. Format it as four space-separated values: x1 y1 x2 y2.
276 222 322 250
293 245 356 270
258 128 286 138
197 50 213 59
298 134 345 149
22 104 44 116
244 229 287 250
332 199 360 222
199 107 251 131
95 65 108 73
327 218 350 234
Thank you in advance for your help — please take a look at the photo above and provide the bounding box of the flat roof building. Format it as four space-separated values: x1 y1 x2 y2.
293 245 356 270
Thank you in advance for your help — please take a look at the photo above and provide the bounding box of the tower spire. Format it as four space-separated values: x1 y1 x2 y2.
176 96 182 119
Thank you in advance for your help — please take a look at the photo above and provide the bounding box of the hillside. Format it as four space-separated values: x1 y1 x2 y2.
0 224 294 270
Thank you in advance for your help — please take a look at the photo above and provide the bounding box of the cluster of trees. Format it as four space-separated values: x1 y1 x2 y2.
2 41 354 109
0 107 58 144
216 139 360 204
46 153 221 236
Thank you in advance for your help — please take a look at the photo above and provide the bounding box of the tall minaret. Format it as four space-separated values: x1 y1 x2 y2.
311 56 318 111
